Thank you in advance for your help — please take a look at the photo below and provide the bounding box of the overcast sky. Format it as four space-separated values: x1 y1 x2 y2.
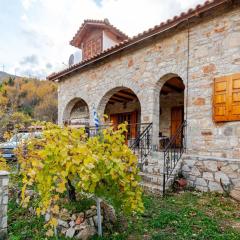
0 0 205 79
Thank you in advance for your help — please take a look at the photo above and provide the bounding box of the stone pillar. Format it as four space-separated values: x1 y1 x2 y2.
89 104 97 126
141 87 160 150
0 171 9 240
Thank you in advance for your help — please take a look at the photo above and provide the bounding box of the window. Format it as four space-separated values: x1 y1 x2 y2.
213 73 240 122
83 35 102 60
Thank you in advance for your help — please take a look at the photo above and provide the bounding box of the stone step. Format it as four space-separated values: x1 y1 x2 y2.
147 157 164 165
139 172 164 186
137 156 160 165
142 165 164 174
135 151 164 164
151 151 164 160
140 182 163 195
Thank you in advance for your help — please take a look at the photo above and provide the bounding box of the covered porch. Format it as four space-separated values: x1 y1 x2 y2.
62 73 186 151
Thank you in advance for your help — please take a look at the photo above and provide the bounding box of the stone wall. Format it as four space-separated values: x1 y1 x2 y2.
0 171 9 240
182 155 240 194
70 102 89 125
186 5 240 159
58 5 240 159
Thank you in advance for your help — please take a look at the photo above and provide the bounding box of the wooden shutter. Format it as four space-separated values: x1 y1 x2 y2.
213 73 240 122
229 73 240 121
213 76 229 122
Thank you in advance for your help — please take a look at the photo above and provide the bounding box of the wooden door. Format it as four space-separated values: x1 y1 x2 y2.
110 111 138 140
118 113 131 142
130 111 138 139
171 106 184 147
110 114 118 130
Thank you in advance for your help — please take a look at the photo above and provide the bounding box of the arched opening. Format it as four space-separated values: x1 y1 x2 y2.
99 87 141 145
159 75 185 149
63 98 90 126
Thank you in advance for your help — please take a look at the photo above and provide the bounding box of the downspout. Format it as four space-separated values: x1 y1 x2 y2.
185 19 190 152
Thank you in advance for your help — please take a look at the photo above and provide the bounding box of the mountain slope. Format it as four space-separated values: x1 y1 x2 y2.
0 71 15 82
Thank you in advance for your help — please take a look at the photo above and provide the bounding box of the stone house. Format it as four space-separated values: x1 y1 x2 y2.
48 0 240 194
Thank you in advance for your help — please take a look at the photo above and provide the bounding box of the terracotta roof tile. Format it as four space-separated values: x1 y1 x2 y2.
70 18 129 47
48 0 230 81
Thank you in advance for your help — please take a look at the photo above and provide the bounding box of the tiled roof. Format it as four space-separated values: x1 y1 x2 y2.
70 18 129 48
48 0 230 81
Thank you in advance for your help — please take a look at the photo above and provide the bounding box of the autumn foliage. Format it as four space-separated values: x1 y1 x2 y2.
0 77 57 138
0 156 9 171
16 122 144 236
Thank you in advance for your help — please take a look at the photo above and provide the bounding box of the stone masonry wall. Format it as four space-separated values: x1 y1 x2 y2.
58 5 240 160
186 5 240 160
0 171 9 240
182 155 240 195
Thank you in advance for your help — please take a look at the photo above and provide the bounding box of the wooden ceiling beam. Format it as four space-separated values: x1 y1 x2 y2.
115 91 136 99
119 90 136 98
114 93 134 101
109 97 124 103
160 89 168 95
164 83 184 93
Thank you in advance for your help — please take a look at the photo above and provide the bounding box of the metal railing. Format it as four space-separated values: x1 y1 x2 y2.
130 123 153 171
84 123 150 140
69 122 153 170
163 120 187 195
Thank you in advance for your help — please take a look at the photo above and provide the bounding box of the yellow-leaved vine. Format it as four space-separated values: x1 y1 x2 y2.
0 157 9 171
16 122 144 235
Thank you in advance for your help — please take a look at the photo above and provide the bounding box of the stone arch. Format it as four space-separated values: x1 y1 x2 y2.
97 86 142 118
96 86 142 143
62 97 90 125
155 73 186 149
157 73 183 89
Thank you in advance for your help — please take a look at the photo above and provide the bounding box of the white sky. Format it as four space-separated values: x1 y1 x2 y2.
0 0 205 79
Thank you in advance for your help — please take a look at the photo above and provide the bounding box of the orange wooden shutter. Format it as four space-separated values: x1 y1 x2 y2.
229 73 240 121
213 76 229 122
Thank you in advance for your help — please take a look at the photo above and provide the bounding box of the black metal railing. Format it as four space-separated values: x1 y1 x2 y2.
130 123 153 171
86 123 150 142
68 122 153 170
162 120 187 195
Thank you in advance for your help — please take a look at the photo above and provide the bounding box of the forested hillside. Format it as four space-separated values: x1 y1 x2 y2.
0 76 57 138
0 71 16 82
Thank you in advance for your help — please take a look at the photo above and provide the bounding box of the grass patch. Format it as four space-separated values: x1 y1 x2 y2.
94 192 240 240
8 191 240 239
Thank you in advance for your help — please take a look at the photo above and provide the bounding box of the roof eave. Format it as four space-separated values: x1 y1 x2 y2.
48 0 230 82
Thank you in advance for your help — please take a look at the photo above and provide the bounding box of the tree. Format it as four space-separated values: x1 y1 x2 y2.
0 111 32 140
34 95 57 123
16 122 144 236
0 77 57 139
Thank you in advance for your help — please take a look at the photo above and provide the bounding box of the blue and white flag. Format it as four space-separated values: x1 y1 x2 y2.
93 108 99 129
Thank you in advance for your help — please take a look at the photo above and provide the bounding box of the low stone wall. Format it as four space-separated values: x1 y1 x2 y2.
181 154 240 196
0 171 9 240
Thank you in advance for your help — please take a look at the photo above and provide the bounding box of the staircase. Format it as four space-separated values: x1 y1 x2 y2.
139 151 165 195
130 121 187 195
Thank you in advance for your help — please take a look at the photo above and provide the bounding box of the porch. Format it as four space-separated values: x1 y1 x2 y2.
65 74 185 150
63 74 186 195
